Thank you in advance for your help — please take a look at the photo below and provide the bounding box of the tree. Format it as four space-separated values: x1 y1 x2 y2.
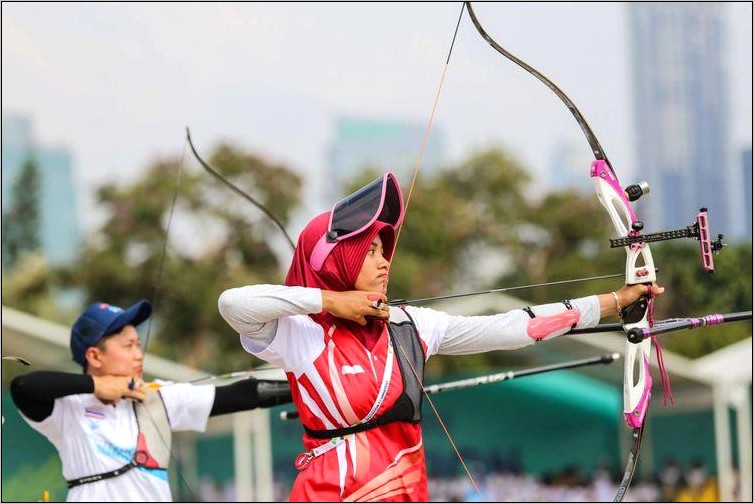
648 240 752 358
64 143 303 373
345 148 533 304
2 156 41 268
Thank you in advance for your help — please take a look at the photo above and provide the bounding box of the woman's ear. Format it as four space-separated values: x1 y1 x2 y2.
84 346 103 373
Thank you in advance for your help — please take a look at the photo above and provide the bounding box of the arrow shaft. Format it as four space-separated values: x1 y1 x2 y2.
280 353 619 421
423 353 618 394
627 311 752 342
567 311 753 340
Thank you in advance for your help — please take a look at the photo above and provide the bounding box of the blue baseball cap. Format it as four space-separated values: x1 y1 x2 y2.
70 300 152 366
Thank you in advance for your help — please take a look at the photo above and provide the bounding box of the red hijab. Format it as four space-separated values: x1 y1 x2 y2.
285 211 398 349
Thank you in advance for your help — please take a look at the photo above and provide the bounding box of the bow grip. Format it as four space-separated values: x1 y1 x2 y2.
621 295 650 325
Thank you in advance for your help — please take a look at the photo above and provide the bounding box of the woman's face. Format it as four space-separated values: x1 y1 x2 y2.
354 234 391 294
87 325 144 378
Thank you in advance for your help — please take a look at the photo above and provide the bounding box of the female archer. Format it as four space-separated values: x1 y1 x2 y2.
218 172 663 502
10 300 291 502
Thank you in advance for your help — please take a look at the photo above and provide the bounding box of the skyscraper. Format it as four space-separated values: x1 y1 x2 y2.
628 4 739 237
2 113 81 266
324 116 446 206
548 140 592 194
742 147 752 237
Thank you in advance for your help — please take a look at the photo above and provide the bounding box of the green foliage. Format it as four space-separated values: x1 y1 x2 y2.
0 455 67 502
507 189 614 286
1 251 75 324
61 145 302 373
346 149 533 302
650 241 752 358
2 156 41 268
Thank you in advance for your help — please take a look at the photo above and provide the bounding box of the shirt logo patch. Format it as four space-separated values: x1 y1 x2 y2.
85 406 106 419
341 365 365 376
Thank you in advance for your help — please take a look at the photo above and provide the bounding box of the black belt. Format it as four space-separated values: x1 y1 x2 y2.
304 420 382 439
66 460 138 489
66 450 166 489
304 415 421 439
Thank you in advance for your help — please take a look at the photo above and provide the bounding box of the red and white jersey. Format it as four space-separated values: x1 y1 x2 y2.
262 311 426 501
219 285 600 501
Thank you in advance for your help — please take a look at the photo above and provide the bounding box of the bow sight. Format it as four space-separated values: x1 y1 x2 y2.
610 180 725 272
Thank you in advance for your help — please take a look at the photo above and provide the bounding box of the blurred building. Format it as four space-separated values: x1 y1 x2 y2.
742 147 752 237
1 113 81 265
548 140 592 194
628 4 742 237
323 116 446 205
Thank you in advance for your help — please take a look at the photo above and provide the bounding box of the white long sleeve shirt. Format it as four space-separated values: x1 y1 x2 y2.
218 285 601 500
218 284 601 361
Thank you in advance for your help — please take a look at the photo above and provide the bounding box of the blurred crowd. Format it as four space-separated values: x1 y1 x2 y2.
197 457 722 502
425 457 720 502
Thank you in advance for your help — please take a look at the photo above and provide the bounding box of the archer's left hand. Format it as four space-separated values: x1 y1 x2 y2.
617 283 665 309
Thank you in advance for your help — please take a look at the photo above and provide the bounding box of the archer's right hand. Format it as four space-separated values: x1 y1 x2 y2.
93 375 147 404
322 290 390 326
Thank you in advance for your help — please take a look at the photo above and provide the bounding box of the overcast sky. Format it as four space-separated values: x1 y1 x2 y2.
2 3 752 234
